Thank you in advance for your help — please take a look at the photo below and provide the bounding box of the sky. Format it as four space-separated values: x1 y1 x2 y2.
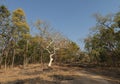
1 0 120 50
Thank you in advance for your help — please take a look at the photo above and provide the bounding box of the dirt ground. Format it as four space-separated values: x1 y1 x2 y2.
0 64 119 84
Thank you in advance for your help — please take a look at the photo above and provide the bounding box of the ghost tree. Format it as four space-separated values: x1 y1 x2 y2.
45 33 61 67
34 20 67 67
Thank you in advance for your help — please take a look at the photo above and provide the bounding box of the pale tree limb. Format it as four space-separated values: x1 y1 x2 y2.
45 34 60 67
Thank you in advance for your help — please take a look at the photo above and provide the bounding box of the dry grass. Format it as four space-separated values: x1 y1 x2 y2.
0 64 119 84
0 64 42 83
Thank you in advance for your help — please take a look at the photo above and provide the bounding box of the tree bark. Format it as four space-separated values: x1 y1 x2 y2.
11 49 15 68
5 51 8 70
48 54 54 67
0 56 3 69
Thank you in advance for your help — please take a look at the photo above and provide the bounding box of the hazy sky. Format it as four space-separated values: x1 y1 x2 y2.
1 0 120 50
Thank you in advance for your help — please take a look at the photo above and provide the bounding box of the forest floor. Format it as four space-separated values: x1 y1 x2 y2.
0 64 120 84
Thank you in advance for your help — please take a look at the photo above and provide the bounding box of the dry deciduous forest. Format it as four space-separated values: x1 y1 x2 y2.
0 3 120 84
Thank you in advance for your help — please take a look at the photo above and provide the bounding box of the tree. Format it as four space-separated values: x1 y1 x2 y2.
12 8 30 67
84 13 120 66
34 20 69 67
0 5 11 69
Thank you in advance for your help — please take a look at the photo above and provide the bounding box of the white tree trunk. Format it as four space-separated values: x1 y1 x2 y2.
45 36 59 67
48 54 54 67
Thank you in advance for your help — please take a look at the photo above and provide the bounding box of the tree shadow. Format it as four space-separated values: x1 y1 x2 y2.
6 77 60 84
69 64 120 84
65 63 120 80
50 74 75 81
19 67 53 76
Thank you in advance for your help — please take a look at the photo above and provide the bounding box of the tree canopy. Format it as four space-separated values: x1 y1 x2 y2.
84 12 120 66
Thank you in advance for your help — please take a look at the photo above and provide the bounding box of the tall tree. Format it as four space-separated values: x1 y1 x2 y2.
0 5 11 69
12 8 30 67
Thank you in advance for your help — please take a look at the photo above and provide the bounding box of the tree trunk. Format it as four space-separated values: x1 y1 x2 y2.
0 50 3 69
5 51 8 70
23 40 28 67
0 56 3 69
40 49 43 70
11 49 15 68
48 54 54 67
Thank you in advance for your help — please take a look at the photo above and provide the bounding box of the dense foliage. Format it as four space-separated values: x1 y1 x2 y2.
84 13 120 66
